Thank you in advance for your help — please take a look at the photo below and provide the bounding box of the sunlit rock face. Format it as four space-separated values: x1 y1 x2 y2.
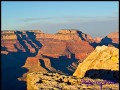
107 32 119 43
37 38 94 61
93 37 102 43
35 29 81 40
73 45 119 81
1 31 18 52
27 72 119 90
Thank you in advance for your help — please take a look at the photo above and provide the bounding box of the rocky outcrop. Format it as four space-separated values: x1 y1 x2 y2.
73 45 119 81
23 54 57 73
27 72 119 90
23 57 47 72
66 40 94 61
93 37 102 43
107 32 119 43
1 31 17 52
1 31 24 52
37 38 94 60
1 40 18 52
91 32 119 48
57 29 78 34
35 29 81 40
1 31 17 40
35 29 94 41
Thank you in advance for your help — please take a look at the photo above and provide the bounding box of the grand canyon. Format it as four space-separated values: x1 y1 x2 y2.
1 29 119 90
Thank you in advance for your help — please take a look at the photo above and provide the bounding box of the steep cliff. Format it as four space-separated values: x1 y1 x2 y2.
22 30 94 76
1 31 17 40
73 45 119 81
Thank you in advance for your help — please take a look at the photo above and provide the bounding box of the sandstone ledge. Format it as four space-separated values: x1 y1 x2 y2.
27 72 118 90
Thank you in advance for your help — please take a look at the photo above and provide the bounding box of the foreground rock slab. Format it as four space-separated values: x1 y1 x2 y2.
27 72 119 90
73 45 119 81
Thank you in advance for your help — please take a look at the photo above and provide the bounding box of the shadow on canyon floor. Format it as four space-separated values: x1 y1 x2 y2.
1 53 28 90
41 54 79 75
39 59 51 72
84 69 119 83
1 46 7 51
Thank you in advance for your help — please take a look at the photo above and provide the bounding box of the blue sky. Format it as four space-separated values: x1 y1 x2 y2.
1 1 119 37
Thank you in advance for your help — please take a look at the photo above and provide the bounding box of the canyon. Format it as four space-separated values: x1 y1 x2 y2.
1 29 119 90
27 46 119 90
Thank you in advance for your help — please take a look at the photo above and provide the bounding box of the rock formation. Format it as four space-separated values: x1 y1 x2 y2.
100 32 119 48
91 32 119 48
18 30 94 77
1 30 119 90
36 29 81 40
1 30 17 40
93 37 102 43
1 30 118 76
73 45 119 81
107 32 119 43
27 72 119 90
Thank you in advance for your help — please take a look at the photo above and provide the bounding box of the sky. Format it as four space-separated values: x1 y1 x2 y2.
1 1 119 37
